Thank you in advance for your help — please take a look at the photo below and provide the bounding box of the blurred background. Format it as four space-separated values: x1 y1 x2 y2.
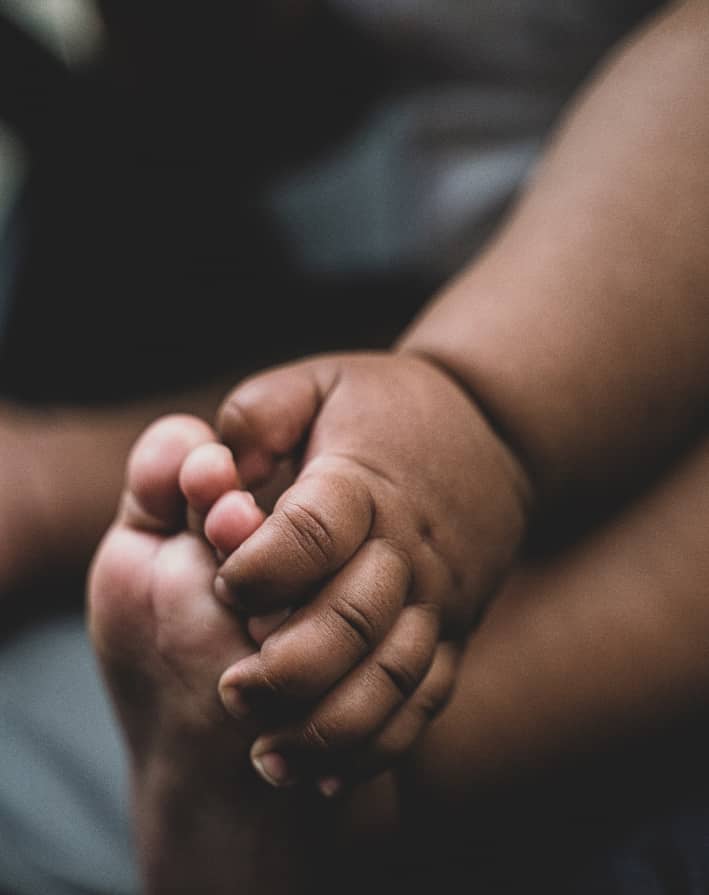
0 0 403 403
0 0 644 407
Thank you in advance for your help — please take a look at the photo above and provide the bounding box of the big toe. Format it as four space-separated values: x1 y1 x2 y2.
122 414 218 532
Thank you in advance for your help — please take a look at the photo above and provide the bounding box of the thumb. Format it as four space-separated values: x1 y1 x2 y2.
217 356 339 488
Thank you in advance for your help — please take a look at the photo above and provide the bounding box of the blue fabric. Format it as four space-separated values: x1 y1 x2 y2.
0 614 139 895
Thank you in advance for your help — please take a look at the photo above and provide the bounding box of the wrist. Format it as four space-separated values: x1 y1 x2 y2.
395 346 535 540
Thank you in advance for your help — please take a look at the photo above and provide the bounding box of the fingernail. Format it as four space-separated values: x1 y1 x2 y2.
220 685 250 720
213 575 233 605
317 776 342 799
251 751 294 788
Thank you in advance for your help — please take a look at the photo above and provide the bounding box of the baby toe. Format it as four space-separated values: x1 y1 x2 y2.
124 415 218 532
180 442 241 518
205 490 265 558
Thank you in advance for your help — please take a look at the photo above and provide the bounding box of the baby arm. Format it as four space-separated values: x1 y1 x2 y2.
215 0 709 790
401 0 709 511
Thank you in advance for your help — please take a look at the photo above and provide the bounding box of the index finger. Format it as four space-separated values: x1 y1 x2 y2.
215 460 374 613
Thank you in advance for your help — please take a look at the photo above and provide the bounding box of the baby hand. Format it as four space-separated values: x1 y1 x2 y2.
214 352 531 792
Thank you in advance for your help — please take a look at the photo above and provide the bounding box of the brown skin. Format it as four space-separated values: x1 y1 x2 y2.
86 1 709 892
0 381 232 605
89 417 334 894
212 0 709 790
89 412 709 894
215 352 529 785
401 0 709 507
413 428 709 803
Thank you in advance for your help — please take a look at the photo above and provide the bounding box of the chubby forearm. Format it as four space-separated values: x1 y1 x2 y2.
400 0 709 511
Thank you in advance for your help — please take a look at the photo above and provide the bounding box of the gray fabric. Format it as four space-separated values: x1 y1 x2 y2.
0 614 139 895
265 0 661 279
265 87 545 277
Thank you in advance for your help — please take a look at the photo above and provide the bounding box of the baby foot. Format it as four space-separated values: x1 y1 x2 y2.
88 415 273 889
90 414 264 736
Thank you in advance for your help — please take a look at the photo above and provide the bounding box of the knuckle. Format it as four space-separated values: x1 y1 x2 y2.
415 646 458 720
279 499 336 568
374 655 422 700
328 593 379 653
299 715 334 752
371 610 438 702
413 683 450 721
403 604 442 662
256 640 303 701
370 537 414 597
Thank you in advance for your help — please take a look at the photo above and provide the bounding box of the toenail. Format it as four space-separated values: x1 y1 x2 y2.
220 685 250 720
251 751 294 788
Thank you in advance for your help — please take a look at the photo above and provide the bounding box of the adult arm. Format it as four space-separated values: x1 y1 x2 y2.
0 380 230 600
